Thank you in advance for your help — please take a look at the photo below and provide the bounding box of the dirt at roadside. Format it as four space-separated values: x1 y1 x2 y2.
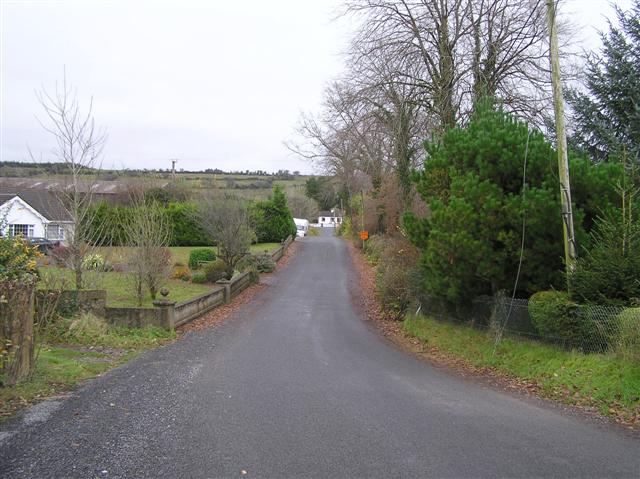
345 238 640 433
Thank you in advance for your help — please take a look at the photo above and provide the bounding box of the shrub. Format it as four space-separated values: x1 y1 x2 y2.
529 291 592 348
81 253 111 271
238 254 275 273
191 271 207 284
166 202 212 246
170 265 191 281
570 212 640 306
204 259 228 283
255 255 276 273
337 216 352 238
363 235 393 264
46 312 110 344
374 237 420 318
188 248 216 269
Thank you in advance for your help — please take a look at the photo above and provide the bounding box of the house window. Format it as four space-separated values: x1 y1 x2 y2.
320 217 325 222
46 224 64 240
10 224 34 237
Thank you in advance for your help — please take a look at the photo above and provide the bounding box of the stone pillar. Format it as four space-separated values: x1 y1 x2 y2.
152 288 176 329
216 279 231 304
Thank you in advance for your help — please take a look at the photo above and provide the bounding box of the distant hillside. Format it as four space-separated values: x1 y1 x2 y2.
0 161 302 180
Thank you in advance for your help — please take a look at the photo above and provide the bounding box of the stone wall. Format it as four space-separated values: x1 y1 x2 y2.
270 235 292 262
38 289 107 318
230 271 252 297
174 287 225 327
105 307 164 329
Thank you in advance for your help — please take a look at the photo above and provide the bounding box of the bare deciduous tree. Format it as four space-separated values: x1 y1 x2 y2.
125 192 172 305
343 0 572 127
34 73 107 290
197 196 255 278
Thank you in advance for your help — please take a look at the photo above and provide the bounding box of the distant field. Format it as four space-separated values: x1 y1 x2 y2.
0 166 310 202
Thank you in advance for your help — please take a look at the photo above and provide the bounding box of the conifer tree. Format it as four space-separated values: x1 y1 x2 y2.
405 101 622 304
566 1 640 162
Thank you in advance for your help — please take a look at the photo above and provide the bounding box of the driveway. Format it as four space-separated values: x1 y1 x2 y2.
1 229 638 478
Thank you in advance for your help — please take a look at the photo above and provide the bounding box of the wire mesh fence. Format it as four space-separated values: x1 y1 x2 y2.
420 293 640 360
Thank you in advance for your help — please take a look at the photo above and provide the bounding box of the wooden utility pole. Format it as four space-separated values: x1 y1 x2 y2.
171 159 178 182
547 0 577 275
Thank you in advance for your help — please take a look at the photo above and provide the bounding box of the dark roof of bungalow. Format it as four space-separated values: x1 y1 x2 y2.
0 189 73 222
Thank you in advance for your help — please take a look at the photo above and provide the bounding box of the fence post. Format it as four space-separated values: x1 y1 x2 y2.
0 283 35 385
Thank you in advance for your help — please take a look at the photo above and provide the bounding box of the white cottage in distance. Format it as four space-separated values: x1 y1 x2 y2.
317 210 343 228
0 190 73 244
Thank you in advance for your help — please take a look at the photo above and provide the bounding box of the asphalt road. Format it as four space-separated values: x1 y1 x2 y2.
1 229 639 478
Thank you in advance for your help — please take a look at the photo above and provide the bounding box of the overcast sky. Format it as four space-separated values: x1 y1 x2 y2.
0 0 633 174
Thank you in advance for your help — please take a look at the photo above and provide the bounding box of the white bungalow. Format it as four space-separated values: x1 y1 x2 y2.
317 210 343 228
0 190 73 244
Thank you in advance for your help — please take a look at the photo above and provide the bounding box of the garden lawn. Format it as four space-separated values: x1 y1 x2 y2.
39 267 212 307
403 314 640 421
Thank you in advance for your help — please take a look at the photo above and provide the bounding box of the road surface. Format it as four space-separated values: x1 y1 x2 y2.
1 229 638 478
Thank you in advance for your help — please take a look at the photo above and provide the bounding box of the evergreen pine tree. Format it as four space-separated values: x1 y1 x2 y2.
566 1 640 162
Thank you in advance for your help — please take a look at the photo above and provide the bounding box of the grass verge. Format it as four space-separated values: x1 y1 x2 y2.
0 325 175 421
404 314 640 423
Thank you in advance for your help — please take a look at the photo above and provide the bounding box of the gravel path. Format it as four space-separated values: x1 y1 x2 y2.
1 229 638 478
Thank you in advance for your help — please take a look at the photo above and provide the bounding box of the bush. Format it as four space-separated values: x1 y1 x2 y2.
47 312 109 344
529 291 592 348
170 265 191 281
204 259 228 283
570 212 640 306
191 271 207 284
255 255 276 273
188 248 216 269
166 202 212 246
374 236 420 318
238 254 276 274
81 253 111 271
337 216 352 238
363 235 393 264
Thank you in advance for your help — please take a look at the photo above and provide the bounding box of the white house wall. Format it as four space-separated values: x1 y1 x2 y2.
0 199 46 237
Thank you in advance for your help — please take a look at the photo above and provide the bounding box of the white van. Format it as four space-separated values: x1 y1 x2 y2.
293 218 309 237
